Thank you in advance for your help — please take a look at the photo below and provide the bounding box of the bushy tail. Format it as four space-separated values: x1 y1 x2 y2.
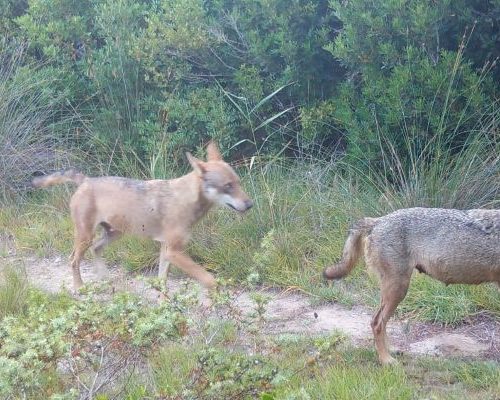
323 217 377 280
32 169 86 188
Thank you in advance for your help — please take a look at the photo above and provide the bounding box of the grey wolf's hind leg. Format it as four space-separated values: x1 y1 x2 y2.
371 272 411 365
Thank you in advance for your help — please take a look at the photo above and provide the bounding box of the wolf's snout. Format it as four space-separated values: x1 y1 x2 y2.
244 199 253 210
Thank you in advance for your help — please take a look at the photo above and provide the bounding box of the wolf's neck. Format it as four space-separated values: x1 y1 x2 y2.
176 172 214 225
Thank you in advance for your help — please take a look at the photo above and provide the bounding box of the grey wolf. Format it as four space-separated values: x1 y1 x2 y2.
32 142 253 292
323 207 500 365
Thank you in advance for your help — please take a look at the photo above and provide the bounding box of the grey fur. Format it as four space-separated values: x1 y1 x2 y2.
324 207 500 364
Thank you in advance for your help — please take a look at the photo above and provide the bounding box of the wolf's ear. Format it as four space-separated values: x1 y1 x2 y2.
206 141 223 161
186 152 207 175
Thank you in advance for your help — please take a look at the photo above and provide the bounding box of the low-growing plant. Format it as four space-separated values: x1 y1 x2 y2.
189 347 279 399
0 285 188 398
249 292 271 323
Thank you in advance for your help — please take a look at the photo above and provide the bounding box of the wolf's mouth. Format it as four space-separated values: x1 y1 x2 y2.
226 202 247 213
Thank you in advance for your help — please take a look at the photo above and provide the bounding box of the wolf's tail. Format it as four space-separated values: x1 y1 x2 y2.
323 217 377 280
32 169 86 188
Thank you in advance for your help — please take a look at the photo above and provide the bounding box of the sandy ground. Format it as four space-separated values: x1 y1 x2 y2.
3 250 499 362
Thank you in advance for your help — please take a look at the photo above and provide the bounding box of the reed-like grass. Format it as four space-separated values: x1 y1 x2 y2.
0 43 79 203
0 264 29 320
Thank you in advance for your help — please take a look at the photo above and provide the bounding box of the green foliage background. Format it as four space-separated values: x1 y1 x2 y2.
0 0 497 172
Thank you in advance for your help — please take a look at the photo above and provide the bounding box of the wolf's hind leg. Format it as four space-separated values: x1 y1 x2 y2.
371 271 411 365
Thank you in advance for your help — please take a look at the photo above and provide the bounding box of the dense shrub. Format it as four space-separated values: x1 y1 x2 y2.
322 0 498 173
0 287 187 398
0 0 497 179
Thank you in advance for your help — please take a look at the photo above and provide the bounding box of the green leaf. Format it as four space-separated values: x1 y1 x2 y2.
254 107 293 131
250 82 295 115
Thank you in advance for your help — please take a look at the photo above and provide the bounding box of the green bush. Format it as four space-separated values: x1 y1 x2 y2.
3 0 497 168
333 49 495 172
0 287 187 398
188 348 278 399
6 0 345 162
324 0 498 174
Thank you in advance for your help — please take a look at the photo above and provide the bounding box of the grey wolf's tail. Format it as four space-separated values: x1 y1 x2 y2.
323 217 377 280
32 169 86 188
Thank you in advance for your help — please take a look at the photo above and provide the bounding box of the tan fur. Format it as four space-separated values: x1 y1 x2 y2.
32 169 86 187
32 142 253 292
324 207 500 365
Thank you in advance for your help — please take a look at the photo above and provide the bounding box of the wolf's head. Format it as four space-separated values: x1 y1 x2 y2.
186 142 253 213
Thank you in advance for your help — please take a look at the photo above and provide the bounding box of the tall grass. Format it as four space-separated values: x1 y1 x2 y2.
190 161 355 286
364 45 499 211
0 264 29 320
0 43 78 203
356 109 499 212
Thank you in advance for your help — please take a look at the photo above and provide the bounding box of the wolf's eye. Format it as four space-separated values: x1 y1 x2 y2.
223 183 233 193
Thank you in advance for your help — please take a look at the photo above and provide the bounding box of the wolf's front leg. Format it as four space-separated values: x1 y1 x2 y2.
165 248 216 289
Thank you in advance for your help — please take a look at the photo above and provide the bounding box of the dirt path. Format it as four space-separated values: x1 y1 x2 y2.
4 253 500 361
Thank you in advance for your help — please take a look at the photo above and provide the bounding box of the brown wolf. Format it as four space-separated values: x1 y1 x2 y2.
323 207 500 365
32 142 253 292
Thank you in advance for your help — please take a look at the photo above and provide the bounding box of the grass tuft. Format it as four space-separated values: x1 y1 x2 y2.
0 263 29 320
